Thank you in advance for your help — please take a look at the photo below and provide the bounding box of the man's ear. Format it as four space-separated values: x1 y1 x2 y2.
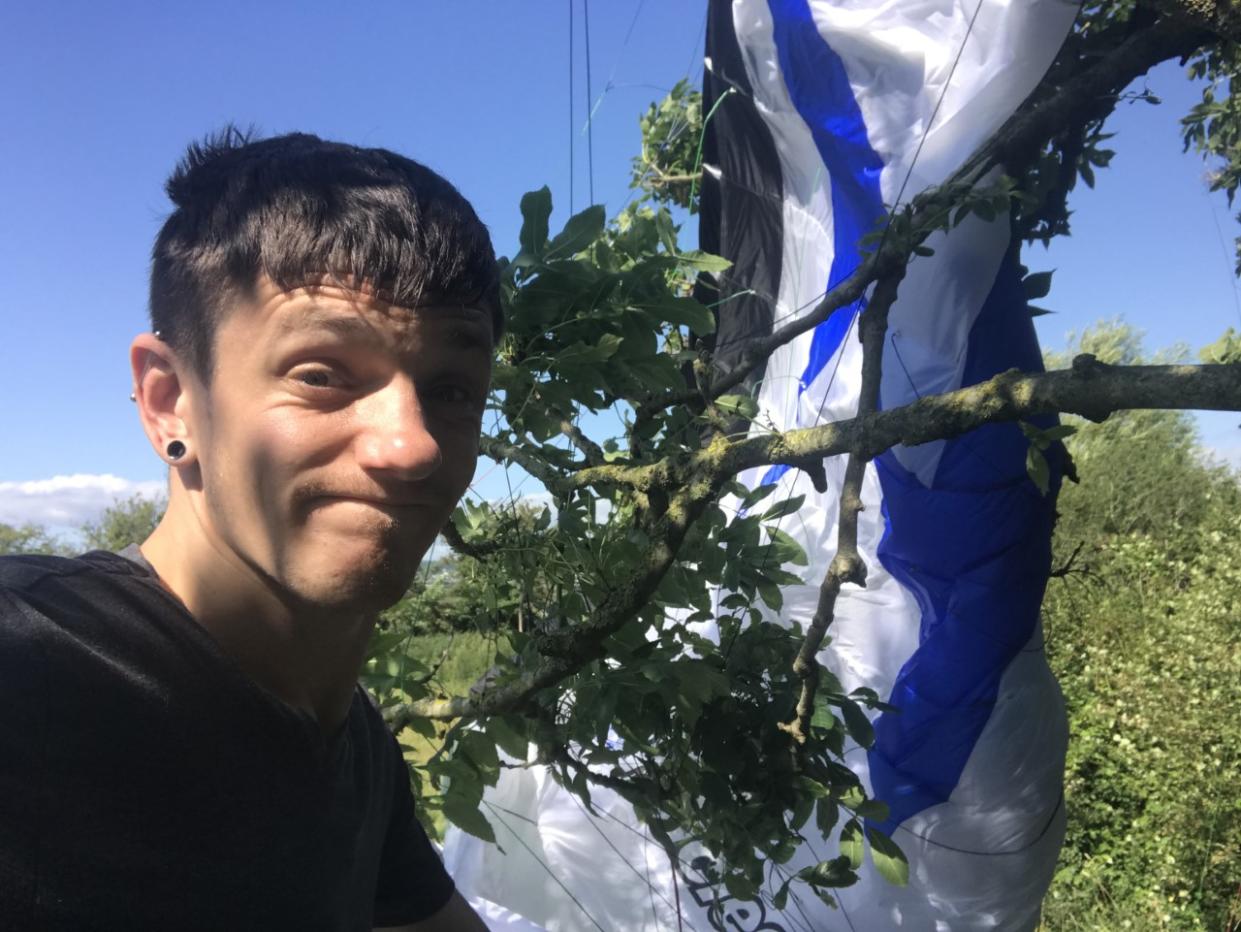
130 333 198 467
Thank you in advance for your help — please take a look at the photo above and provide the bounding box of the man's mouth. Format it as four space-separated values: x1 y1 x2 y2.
320 495 430 510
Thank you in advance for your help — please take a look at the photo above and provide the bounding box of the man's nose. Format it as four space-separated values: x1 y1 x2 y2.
354 381 442 480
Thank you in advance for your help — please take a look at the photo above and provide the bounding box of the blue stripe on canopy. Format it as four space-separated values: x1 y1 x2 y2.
869 257 1062 830
755 1 1062 833
756 0 886 492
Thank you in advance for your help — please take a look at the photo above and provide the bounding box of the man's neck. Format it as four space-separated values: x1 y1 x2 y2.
139 516 374 737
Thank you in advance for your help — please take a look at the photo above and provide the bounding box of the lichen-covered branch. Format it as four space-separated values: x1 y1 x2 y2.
559 419 605 467
390 358 1239 724
478 434 571 494
969 16 1207 179
629 12 1209 433
730 358 1241 477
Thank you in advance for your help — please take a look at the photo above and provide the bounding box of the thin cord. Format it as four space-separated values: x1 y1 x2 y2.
1205 186 1241 327
482 800 608 931
569 0 575 214
888 0 987 211
584 0 595 204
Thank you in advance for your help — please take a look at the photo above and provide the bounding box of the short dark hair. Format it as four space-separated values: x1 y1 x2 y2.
150 128 502 381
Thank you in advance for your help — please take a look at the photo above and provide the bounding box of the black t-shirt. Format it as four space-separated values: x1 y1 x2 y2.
0 550 454 931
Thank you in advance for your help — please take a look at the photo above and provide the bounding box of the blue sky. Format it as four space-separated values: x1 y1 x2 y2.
1 2 1238 532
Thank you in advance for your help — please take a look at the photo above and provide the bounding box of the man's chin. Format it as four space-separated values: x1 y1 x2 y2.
287 549 422 614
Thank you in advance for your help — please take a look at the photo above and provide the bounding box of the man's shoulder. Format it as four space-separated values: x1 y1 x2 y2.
0 549 177 667
0 549 144 597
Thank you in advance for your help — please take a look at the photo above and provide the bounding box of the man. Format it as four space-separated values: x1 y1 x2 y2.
0 131 496 930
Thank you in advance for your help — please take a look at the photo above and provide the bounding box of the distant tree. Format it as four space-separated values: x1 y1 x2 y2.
81 494 165 552
0 522 68 556
381 501 556 636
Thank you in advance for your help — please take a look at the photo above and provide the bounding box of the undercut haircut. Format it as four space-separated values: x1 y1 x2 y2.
150 128 502 381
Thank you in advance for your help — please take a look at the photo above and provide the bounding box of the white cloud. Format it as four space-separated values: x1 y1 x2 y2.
0 474 165 529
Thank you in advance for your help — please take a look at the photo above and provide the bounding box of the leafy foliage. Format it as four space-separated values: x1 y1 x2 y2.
1041 324 1241 930
631 78 703 212
365 3 1241 904
360 174 907 904
0 522 69 556
81 494 164 552
0 493 163 557
1183 41 1241 272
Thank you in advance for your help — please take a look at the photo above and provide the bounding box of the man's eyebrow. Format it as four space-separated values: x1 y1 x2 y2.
418 306 495 351
276 304 494 350
276 306 381 341
440 321 493 352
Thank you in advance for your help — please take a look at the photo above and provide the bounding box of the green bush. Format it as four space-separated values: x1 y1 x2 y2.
1041 323 1241 930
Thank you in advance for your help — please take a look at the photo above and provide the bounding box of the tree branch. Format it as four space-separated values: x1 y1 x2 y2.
384 485 713 725
560 419 605 467
391 360 1240 725
727 358 1241 478
1143 0 1241 43
975 16 1208 177
479 434 571 494
440 519 505 559
630 11 1208 435
779 270 905 744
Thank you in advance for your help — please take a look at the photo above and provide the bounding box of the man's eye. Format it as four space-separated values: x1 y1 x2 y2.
428 384 475 404
291 367 342 389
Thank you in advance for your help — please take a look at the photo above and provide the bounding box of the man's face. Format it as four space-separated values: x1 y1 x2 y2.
184 278 492 614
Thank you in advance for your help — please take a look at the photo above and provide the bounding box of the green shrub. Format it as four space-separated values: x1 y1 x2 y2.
1041 324 1241 930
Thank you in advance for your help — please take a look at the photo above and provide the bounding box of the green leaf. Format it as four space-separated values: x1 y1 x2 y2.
767 527 809 567
1026 445 1050 495
866 827 909 886
1200 327 1241 364
800 854 857 888
487 716 530 761
676 250 732 274
757 580 784 612
1041 424 1078 443
854 799 890 822
772 877 793 911
442 795 496 843
815 798 840 837
715 394 759 420
676 661 731 704
723 870 758 902
740 482 778 508
840 699 875 749
840 819 865 869
547 205 606 258
761 495 806 522
518 187 552 259
649 296 716 335
458 730 501 786
1022 270 1054 301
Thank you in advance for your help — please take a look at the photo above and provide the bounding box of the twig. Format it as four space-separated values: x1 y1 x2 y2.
779 270 905 744
630 14 1209 429
560 419 606 467
440 519 504 559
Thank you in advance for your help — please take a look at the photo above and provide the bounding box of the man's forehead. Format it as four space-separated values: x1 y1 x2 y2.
257 283 493 349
